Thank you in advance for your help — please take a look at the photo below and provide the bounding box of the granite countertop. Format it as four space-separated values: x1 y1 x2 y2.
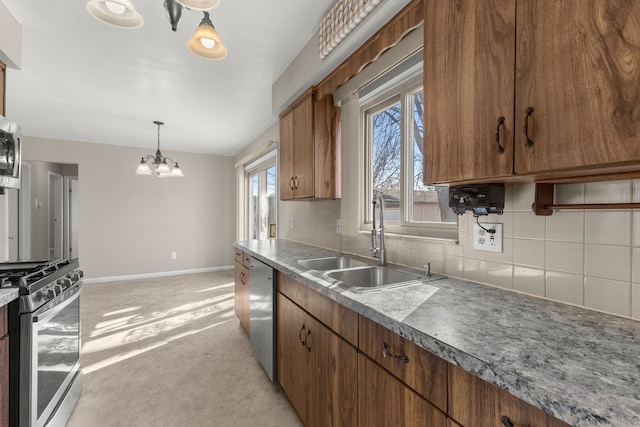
0 287 19 307
235 239 640 427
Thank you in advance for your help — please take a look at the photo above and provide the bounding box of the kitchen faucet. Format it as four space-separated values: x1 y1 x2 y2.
370 194 387 266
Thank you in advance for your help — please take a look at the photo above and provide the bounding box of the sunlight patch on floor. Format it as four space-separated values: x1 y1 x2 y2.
84 297 234 354
103 306 142 317
196 281 234 293
82 319 232 375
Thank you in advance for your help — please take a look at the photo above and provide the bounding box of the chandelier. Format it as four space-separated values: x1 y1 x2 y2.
86 0 227 60
136 121 184 177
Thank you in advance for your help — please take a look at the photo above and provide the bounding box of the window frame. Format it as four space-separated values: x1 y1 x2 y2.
360 74 457 238
244 150 277 240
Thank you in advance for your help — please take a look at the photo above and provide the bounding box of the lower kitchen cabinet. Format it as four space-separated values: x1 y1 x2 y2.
447 418 462 427
448 364 570 427
233 251 250 335
0 305 8 427
277 292 357 427
358 353 447 427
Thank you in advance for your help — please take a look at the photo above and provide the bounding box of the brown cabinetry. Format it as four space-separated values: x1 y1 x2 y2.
358 353 447 427
233 249 250 335
279 87 340 200
0 305 8 427
448 364 570 427
276 288 357 426
424 0 640 184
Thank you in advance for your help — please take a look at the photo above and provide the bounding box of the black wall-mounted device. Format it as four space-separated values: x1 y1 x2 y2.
449 184 505 216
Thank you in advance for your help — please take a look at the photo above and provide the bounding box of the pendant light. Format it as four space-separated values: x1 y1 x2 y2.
136 121 184 178
177 0 221 11
87 0 143 29
187 11 227 60
164 0 183 32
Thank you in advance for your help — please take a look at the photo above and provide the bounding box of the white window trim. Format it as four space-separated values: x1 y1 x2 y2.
359 75 458 240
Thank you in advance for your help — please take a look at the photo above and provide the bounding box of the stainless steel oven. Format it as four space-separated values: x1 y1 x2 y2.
5 259 83 427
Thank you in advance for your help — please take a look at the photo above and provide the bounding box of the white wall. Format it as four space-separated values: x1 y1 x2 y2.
23 136 236 279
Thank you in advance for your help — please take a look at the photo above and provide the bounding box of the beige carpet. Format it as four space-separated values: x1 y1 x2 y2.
67 270 302 427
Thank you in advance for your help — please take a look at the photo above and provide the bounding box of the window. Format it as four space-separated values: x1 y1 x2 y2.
363 76 457 234
245 151 277 240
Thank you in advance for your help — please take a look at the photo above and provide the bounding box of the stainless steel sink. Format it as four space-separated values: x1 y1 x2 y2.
297 256 370 271
325 266 444 292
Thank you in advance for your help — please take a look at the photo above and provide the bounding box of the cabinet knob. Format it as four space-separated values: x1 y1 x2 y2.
495 116 506 154
523 107 535 148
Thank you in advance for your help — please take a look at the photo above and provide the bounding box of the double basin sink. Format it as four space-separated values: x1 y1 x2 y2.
297 255 444 292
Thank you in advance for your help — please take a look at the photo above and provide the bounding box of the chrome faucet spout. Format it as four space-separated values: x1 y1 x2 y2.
370 195 387 266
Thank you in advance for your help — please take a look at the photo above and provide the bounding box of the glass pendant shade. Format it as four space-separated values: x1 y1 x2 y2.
87 0 143 29
171 164 184 177
157 160 171 176
136 159 152 175
187 12 227 60
177 0 221 11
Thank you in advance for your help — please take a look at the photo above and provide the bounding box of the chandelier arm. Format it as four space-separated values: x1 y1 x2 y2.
163 156 178 166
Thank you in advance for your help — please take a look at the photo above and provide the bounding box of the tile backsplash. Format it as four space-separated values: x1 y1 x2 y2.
280 182 640 321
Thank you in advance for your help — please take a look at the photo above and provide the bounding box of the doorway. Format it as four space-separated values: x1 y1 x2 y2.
245 151 277 240
49 172 63 260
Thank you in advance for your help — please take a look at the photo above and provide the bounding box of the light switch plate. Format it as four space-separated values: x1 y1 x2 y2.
473 223 503 252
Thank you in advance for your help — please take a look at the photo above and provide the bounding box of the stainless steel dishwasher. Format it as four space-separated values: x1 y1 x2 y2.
249 256 276 381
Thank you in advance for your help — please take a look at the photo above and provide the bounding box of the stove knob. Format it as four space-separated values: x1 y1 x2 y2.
55 284 64 294
46 289 56 299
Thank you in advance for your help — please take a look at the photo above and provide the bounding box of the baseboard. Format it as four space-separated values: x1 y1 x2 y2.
83 265 234 284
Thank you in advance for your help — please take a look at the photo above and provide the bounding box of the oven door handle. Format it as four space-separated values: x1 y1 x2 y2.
32 283 82 324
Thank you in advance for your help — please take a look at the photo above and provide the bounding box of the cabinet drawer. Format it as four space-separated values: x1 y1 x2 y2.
0 306 7 338
234 248 243 264
449 364 570 427
277 272 358 346
243 252 252 268
358 314 448 412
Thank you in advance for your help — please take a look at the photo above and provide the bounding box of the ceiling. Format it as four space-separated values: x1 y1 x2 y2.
2 0 337 156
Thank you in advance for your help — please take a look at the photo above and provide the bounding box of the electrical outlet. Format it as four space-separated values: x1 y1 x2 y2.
290 216 295 229
171 252 177 260
473 223 503 252
336 219 342 234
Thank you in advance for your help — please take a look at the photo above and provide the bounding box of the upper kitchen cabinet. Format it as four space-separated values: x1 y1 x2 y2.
424 0 515 183
279 87 341 200
424 0 640 184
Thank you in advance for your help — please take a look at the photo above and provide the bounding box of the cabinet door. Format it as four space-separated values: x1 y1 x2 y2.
424 0 515 184
234 262 250 335
276 293 310 423
449 364 570 427
279 110 296 200
515 1 640 174
306 313 357 427
292 94 315 198
358 353 447 427
0 335 6 427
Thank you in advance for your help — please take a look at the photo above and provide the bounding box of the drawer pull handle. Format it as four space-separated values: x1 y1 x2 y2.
523 106 534 148
304 329 311 352
501 416 514 427
299 324 306 345
381 342 409 363
495 116 505 154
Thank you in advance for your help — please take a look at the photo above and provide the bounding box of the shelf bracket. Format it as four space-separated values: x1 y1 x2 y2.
532 183 640 215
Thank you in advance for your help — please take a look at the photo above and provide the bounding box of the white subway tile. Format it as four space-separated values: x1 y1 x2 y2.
585 211 632 246
634 212 640 247
444 255 464 278
585 245 631 282
633 284 640 320
486 261 513 289
546 271 584 306
546 241 584 275
545 211 584 243
425 252 444 274
584 180 632 204
464 258 486 283
634 248 640 283
513 266 545 296
554 183 584 205
634 180 640 203
443 241 464 257
514 238 545 268
514 212 546 239
585 277 631 317
426 242 445 254
504 184 515 212
514 183 536 211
